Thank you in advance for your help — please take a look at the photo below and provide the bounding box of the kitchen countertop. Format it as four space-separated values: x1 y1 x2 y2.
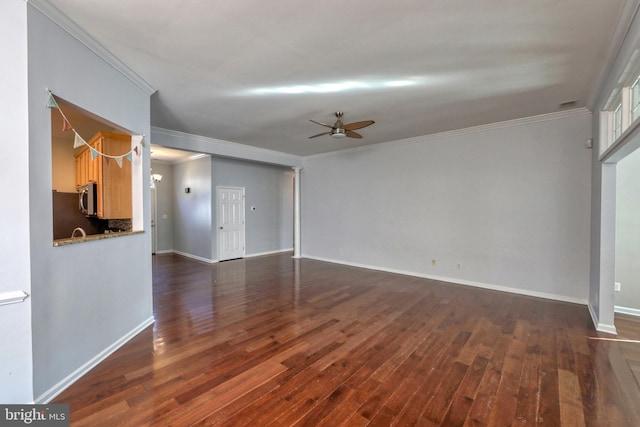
53 230 144 247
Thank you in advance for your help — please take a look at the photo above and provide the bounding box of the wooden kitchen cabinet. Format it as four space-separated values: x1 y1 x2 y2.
75 132 132 219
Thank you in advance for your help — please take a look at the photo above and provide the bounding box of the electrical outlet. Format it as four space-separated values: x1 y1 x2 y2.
431 259 436 266
615 282 621 292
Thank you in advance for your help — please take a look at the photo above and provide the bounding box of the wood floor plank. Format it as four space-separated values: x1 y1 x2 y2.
52 253 640 426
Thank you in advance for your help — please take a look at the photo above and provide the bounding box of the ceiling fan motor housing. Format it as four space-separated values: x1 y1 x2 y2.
330 128 347 138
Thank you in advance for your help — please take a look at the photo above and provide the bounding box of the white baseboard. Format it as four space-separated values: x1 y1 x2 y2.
302 255 588 306
588 303 618 334
154 249 173 255
35 316 155 404
615 305 640 317
246 248 293 258
172 250 217 264
166 248 293 262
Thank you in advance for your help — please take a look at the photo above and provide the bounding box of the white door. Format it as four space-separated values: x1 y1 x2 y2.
217 187 245 261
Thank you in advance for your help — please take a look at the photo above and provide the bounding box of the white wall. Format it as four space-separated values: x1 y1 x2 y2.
0 0 33 403
161 155 294 261
173 157 213 261
302 112 592 302
211 157 294 258
27 4 153 401
615 148 640 312
151 161 174 253
589 2 640 333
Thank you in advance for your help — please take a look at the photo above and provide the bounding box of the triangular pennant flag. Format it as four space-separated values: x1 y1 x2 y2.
131 135 144 147
105 157 111 166
115 157 123 168
62 118 72 132
125 152 132 162
46 93 59 109
73 132 86 149
90 147 99 160
134 146 139 156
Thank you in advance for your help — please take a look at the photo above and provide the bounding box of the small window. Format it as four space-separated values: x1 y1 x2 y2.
613 103 623 141
632 76 640 123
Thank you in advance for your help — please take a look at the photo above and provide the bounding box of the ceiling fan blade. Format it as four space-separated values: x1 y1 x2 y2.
346 130 363 139
309 119 334 129
343 120 374 131
309 132 331 139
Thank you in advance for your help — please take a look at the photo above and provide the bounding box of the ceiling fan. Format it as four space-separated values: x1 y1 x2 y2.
309 112 374 139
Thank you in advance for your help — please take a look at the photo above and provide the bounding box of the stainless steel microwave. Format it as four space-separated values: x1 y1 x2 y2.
79 182 97 216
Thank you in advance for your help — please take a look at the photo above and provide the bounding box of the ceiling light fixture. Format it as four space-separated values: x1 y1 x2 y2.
330 129 347 138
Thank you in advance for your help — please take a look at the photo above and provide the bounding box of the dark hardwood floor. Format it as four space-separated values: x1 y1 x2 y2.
54 253 640 426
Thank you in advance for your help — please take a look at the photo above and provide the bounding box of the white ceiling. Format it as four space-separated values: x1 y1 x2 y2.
48 0 625 157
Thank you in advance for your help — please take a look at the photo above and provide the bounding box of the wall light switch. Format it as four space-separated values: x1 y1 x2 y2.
615 282 621 292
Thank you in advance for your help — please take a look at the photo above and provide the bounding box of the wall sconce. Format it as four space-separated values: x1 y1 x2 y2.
151 174 163 183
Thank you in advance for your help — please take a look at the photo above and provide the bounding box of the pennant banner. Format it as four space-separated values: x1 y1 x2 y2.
73 132 86 149
46 93 59 109
48 92 144 165
131 135 144 147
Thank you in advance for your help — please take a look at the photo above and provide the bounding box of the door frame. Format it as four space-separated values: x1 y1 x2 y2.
150 186 157 255
216 186 246 261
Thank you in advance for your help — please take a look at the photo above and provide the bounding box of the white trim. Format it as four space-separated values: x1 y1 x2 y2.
0 290 29 306
304 109 591 161
35 316 155 404
151 127 303 168
588 303 618 334
303 255 588 306
615 305 640 317
154 249 174 255
600 111 640 162
27 0 156 95
158 248 292 260
173 250 217 264
246 248 293 258
292 167 301 259
587 0 640 108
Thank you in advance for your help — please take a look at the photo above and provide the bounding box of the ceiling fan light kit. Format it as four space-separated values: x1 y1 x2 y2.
331 129 347 138
309 112 374 140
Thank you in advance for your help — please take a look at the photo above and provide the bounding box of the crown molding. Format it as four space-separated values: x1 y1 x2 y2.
305 108 591 161
27 0 156 95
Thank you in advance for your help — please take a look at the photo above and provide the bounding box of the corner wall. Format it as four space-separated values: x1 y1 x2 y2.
0 0 33 403
173 157 213 261
27 4 153 401
211 157 294 258
302 112 592 303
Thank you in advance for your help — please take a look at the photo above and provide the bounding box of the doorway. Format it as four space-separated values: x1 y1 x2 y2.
217 186 245 261
150 186 157 254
